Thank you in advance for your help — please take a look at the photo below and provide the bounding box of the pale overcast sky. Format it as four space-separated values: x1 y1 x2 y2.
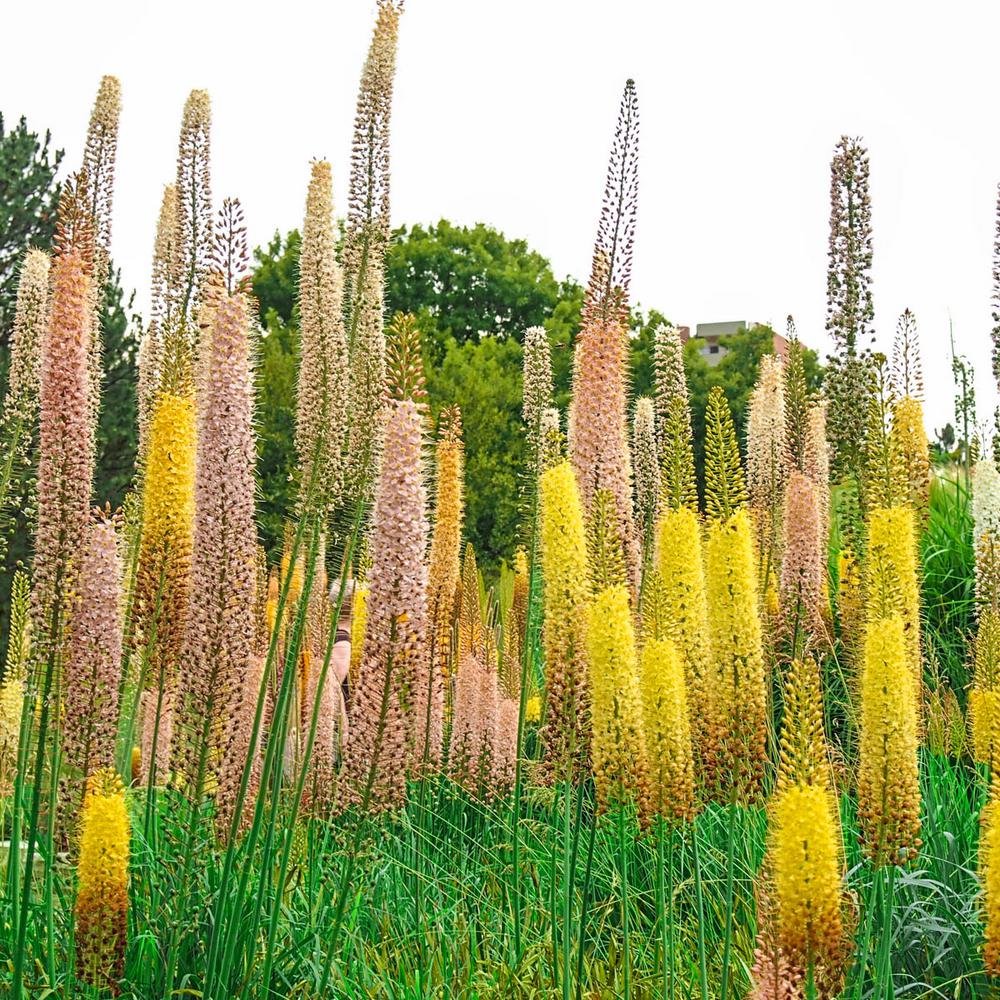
2 0 999 434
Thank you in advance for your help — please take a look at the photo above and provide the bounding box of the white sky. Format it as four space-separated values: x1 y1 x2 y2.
2 0 999 435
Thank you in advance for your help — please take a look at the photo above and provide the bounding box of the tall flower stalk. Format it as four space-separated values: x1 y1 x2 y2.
890 309 930 523
344 1 403 501
428 406 464 714
703 387 766 801
0 248 50 557
825 135 875 501
340 314 430 810
763 657 847 994
79 76 121 427
172 291 258 824
62 512 124 832
632 397 659 570
857 614 921 865
74 769 130 993
296 159 348 513
639 632 694 823
32 245 95 686
137 185 179 463
586 489 649 812
747 355 787 596
523 325 554 473
569 79 641 592
655 381 712 776
538 459 591 782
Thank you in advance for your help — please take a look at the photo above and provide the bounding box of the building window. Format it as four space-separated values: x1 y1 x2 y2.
709 344 719 354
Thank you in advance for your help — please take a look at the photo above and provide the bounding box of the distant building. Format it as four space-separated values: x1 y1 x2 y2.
688 320 790 367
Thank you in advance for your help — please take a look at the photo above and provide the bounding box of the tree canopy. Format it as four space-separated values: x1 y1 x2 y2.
0 115 63 344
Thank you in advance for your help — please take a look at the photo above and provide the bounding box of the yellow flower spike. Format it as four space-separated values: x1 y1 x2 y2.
639 637 694 822
75 768 130 992
972 610 1000 766
769 782 845 966
585 584 649 814
135 390 196 780
705 508 767 801
0 675 23 796
654 506 713 768
350 582 369 689
538 460 591 780
857 615 921 865
982 796 1000 976
891 395 931 523
866 506 921 678
836 546 863 657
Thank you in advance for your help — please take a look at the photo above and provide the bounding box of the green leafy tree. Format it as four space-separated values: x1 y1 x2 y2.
0 115 63 344
94 267 139 508
386 221 579 355
256 313 299 559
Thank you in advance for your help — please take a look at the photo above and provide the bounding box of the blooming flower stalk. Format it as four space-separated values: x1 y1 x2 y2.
893 395 930 523
652 324 691 455
172 293 258 817
569 81 641 592
172 90 213 327
449 652 502 794
523 325 554 469
632 396 659 562
769 783 845 973
705 508 768 800
780 469 827 646
747 355 787 591
971 610 1000 766
137 185 179 463
77 76 121 430
2 248 50 477
344 2 403 501
586 583 649 813
62 513 124 824
857 614 921 865
639 636 694 822
74 768 129 993
32 249 94 679
428 407 463 702
982 791 1000 975
654 509 712 752
340 394 430 811
974 458 1000 614
703 387 765 799
296 159 348 512
538 460 591 781
866 505 921 694
135 390 195 781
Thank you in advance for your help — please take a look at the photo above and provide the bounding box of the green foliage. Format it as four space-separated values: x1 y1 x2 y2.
95 267 139 509
0 115 63 344
386 220 578 355
255 312 299 559
922 475 975 701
